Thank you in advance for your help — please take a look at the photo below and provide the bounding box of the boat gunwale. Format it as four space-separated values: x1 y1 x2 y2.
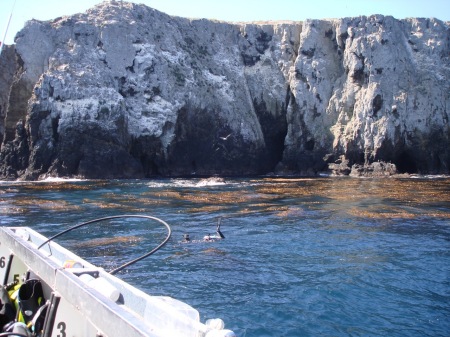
0 226 178 337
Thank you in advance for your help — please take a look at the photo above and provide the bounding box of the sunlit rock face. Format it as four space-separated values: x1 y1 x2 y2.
0 1 448 179
286 16 450 176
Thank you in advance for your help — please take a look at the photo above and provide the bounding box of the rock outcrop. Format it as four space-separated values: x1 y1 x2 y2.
0 1 449 180
0 45 17 145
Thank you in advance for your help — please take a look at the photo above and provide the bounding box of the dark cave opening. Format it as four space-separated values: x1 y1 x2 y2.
395 151 418 174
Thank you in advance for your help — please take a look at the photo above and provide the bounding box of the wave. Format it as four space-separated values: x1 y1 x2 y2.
40 177 87 182
146 177 236 188
409 174 450 179
0 177 88 184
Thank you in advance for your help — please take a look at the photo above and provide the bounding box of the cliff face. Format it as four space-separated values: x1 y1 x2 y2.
287 16 450 176
0 1 449 180
0 45 17 145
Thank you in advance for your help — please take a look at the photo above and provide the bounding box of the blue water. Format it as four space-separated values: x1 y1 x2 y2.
1 177 449 336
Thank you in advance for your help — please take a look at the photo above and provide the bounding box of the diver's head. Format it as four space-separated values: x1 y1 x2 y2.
183 234 190 241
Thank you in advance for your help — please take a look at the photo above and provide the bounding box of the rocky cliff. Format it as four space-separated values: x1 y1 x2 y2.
0 0 449 180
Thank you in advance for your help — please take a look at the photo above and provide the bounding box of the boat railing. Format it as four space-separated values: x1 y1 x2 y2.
0 226 231 337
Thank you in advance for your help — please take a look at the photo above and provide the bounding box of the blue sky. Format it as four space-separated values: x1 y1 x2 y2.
1 0 449 45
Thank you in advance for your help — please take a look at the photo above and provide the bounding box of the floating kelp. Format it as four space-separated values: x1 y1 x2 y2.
348 208 450 219
82 199 125 209
101 193 171 206
202 247 227 255
7 197 82 211
22 181 108 191
187 205 230 213
71 235 143 248
348 208 419 219
256 178 450 211
0 206 27 214
275 207 305 218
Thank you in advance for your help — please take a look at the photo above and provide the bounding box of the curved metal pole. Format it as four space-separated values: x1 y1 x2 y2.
37 215 172 275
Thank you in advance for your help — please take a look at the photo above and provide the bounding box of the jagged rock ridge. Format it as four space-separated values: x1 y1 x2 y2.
0 0 448 179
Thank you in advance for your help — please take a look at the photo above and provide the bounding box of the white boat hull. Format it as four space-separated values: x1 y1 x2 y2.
0 226 234 337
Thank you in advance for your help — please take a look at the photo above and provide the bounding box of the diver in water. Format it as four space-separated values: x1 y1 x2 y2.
216 216 225 239
182 218 225 243
204 217 225 241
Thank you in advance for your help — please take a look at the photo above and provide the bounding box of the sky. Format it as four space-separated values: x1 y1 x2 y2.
1 0 449 45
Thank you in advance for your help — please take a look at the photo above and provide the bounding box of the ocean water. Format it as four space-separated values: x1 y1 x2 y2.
0 177 449 337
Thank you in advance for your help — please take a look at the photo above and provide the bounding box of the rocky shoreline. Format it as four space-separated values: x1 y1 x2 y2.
0 1 449 180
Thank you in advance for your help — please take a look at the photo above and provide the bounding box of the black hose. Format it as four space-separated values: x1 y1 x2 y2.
37 215 171 275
